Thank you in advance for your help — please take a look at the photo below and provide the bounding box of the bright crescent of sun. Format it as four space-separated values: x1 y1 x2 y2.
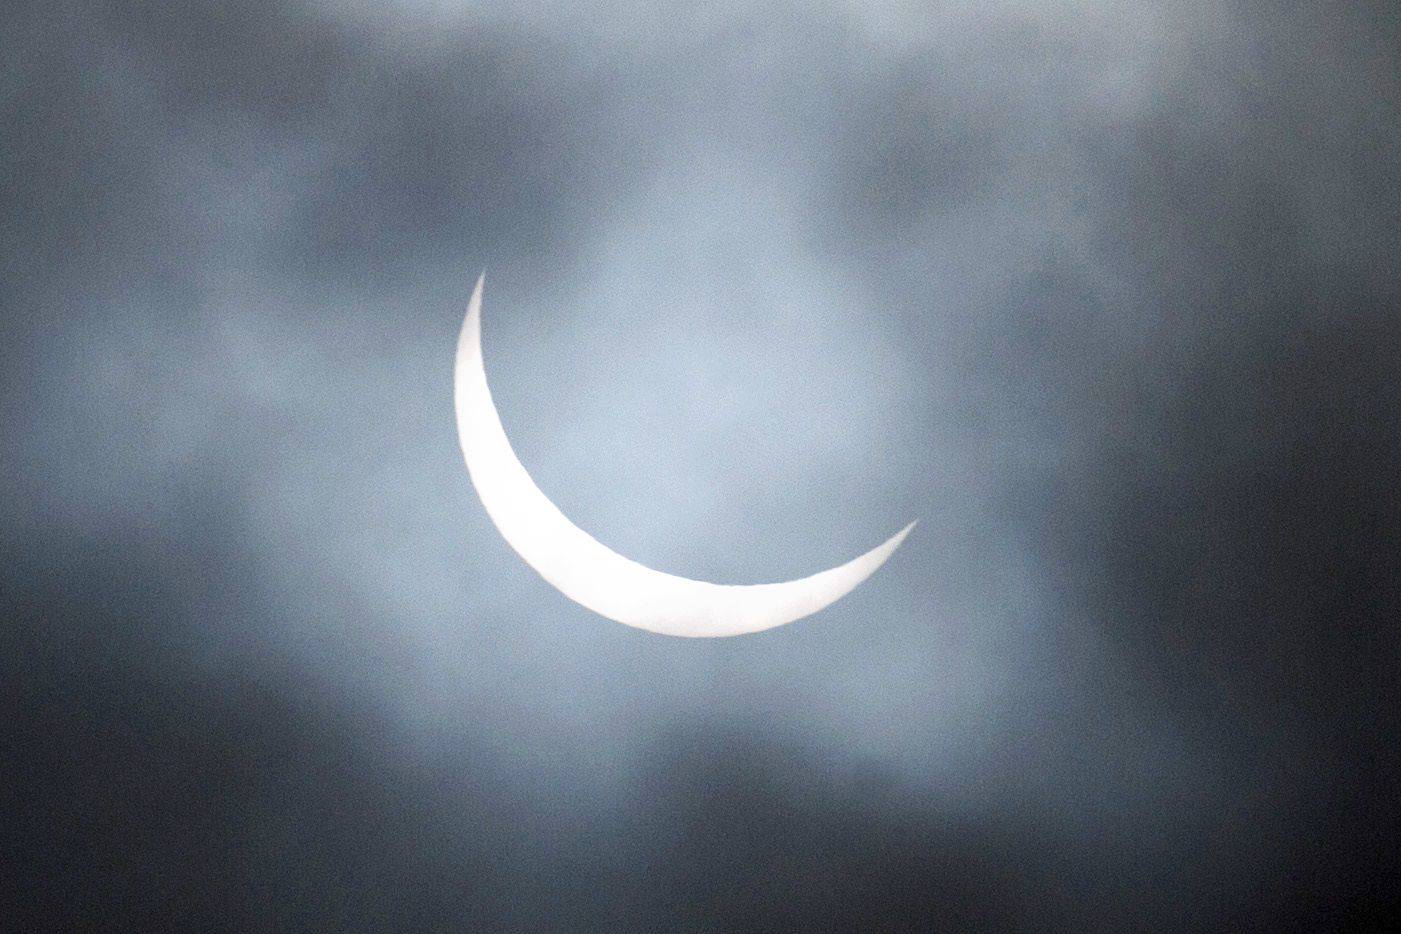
454 274 914 637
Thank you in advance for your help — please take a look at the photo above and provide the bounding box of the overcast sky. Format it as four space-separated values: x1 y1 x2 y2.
3 0 1399 929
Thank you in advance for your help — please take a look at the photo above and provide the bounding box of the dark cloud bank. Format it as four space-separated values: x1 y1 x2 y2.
3 0 1399 930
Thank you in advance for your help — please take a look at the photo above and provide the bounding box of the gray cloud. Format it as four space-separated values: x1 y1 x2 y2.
3 0 1398 928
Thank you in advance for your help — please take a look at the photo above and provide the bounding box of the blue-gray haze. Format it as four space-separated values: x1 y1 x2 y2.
3 1 1398 929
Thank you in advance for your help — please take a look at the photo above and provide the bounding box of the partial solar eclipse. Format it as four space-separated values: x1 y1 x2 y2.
454 274 913 637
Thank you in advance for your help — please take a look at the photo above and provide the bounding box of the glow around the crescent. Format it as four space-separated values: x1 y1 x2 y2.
454 274 915 637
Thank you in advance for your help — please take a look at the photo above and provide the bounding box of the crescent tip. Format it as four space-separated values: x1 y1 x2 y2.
885 519 918 556
469 271 485 319
458 271 487 353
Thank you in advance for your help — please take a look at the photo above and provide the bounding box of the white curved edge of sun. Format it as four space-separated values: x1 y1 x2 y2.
454 273 915 637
